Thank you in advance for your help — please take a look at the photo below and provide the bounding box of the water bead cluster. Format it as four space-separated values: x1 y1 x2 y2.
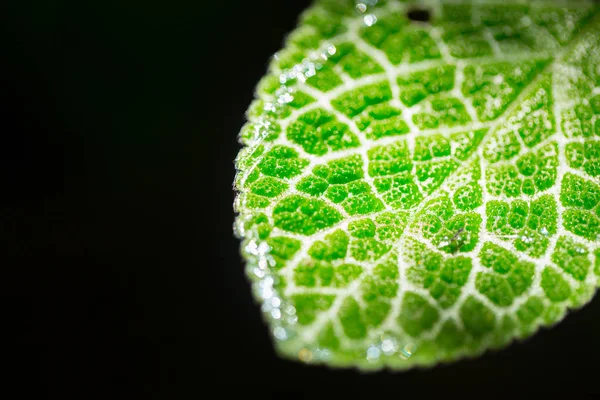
235 0 423 365
236 235 298 344
356 0 379 27
234 41 343 349
234 19 346 359
277 44 338 85
366 335 416 362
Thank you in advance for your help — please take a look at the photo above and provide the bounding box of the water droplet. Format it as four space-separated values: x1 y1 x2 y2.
540 227 549 236
253 267 265 278
258 258 268 270
298 348 313 363
437 240 450 248
356 3 367 13
233 220 244 237
261 300 272 312
326 45 336 56
364 14 377 26
314 348 331 360
286 70 297 81
399 343 415 360
285 305 296 315
277 92 294 104
366 345 381 361
271 308 282 319
271 297 281 308
257 119 271 130
245 240 258 255
520 16 532 26
575 247 586 254
259 287 273 300
381 339 396 355
258 242 271 255
520 235 535 244
258 280 274 300
273 327 287 340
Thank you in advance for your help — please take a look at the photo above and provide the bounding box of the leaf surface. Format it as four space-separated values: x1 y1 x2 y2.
234 0 600 370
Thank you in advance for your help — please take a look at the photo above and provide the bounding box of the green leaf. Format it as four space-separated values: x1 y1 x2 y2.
234 0 600 370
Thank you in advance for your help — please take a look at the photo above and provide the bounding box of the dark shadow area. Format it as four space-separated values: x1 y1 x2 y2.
407 8 431 23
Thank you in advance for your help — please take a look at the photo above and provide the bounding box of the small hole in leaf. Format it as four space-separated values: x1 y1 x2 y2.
407 8 431 22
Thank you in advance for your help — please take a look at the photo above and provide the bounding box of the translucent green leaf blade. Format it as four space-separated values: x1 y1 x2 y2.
234 0 600 370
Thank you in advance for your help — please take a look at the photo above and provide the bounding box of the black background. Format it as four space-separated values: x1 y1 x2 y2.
2 0 600 396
